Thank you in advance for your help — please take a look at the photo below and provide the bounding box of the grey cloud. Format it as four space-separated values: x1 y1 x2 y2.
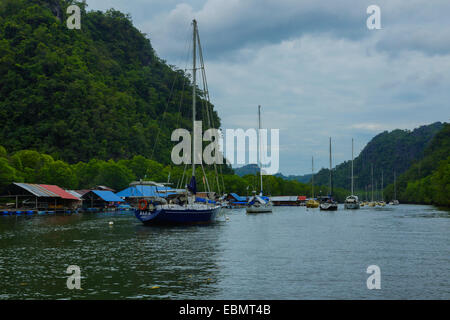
88 0 450 59
84 0 450 174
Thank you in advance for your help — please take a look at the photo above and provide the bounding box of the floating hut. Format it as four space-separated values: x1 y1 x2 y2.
0 182 81 214
81 190 124 211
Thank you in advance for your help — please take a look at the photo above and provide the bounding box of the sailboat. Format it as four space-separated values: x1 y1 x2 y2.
246 105 273 214
389 171 400 205
320 138 338 211
344 138 360 209
134 20 221 225
368 164 376 207
379 170 386 206
306 156 320 208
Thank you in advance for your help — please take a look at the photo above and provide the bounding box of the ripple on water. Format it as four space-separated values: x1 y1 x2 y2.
0 205 448 299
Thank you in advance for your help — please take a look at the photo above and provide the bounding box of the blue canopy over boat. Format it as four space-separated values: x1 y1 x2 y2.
248 195 269 205
116 186 176 198
229 193 246 202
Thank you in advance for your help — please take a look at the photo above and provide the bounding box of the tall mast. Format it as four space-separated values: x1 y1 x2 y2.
351 138 354 195
329 137 332 196
371 164 374 202
192 19 197 178
394 171 397 200
258 105 263 196
375 180 377 201
312 156 314 198
381 169 384 201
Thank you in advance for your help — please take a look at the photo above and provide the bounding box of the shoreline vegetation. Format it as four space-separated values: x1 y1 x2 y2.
0 144 448 207
0 146 350 201
0 1 448 208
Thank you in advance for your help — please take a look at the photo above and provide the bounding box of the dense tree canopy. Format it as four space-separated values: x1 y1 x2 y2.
384 123 450 207
0 0 220 164
313 122 444 191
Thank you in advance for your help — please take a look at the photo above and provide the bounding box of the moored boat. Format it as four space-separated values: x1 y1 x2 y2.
319 201 338 211
306 156 320 208
246 193 273 213
344 138 360 210
246 105 273 214
135 192 221 225
306 198 320 208
390 171 400 205
135 20 221 225
344 195 360 209
319 138 338 211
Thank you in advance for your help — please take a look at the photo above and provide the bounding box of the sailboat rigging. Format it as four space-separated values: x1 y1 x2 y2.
320 138 338 211
306 156 320 208
389 171 400 205
246 105 273 214
344 138 360 209
134 19 221 225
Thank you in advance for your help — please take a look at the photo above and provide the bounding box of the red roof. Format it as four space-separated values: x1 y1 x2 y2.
298 196 307 201
40 185 80 200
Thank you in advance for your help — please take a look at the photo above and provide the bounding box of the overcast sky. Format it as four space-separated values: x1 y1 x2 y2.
86 0 450 175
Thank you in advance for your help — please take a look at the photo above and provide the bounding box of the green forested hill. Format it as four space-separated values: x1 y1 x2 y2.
0 0 219 164
312 122 444 191
384 123 450 206
275 173 313 184
234 164 259 177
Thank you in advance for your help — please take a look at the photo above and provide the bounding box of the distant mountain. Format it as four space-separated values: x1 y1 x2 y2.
384 123 450 206
234 164 259 177
313 122 445 191
275 173 313 183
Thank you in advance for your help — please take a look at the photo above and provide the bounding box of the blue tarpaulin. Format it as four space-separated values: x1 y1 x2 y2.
115 186 176 198
230 193 246 202
195 197 216 204
91 190 124 202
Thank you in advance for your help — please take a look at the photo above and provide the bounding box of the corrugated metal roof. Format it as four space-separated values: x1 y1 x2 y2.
66 190 82 200
13 183 59 197
95 185 116 192
41 185 80 200
12 183 81 200
91 190 124 202
75 189 90 196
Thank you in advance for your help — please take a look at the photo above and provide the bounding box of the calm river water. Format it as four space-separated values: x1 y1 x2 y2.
0 204 449 299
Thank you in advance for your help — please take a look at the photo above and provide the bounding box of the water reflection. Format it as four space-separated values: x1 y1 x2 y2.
0 214 225 299
0 205 449 299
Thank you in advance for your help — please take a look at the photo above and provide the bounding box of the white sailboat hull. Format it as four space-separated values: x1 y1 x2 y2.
344 202 360 209
246 203 273 213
